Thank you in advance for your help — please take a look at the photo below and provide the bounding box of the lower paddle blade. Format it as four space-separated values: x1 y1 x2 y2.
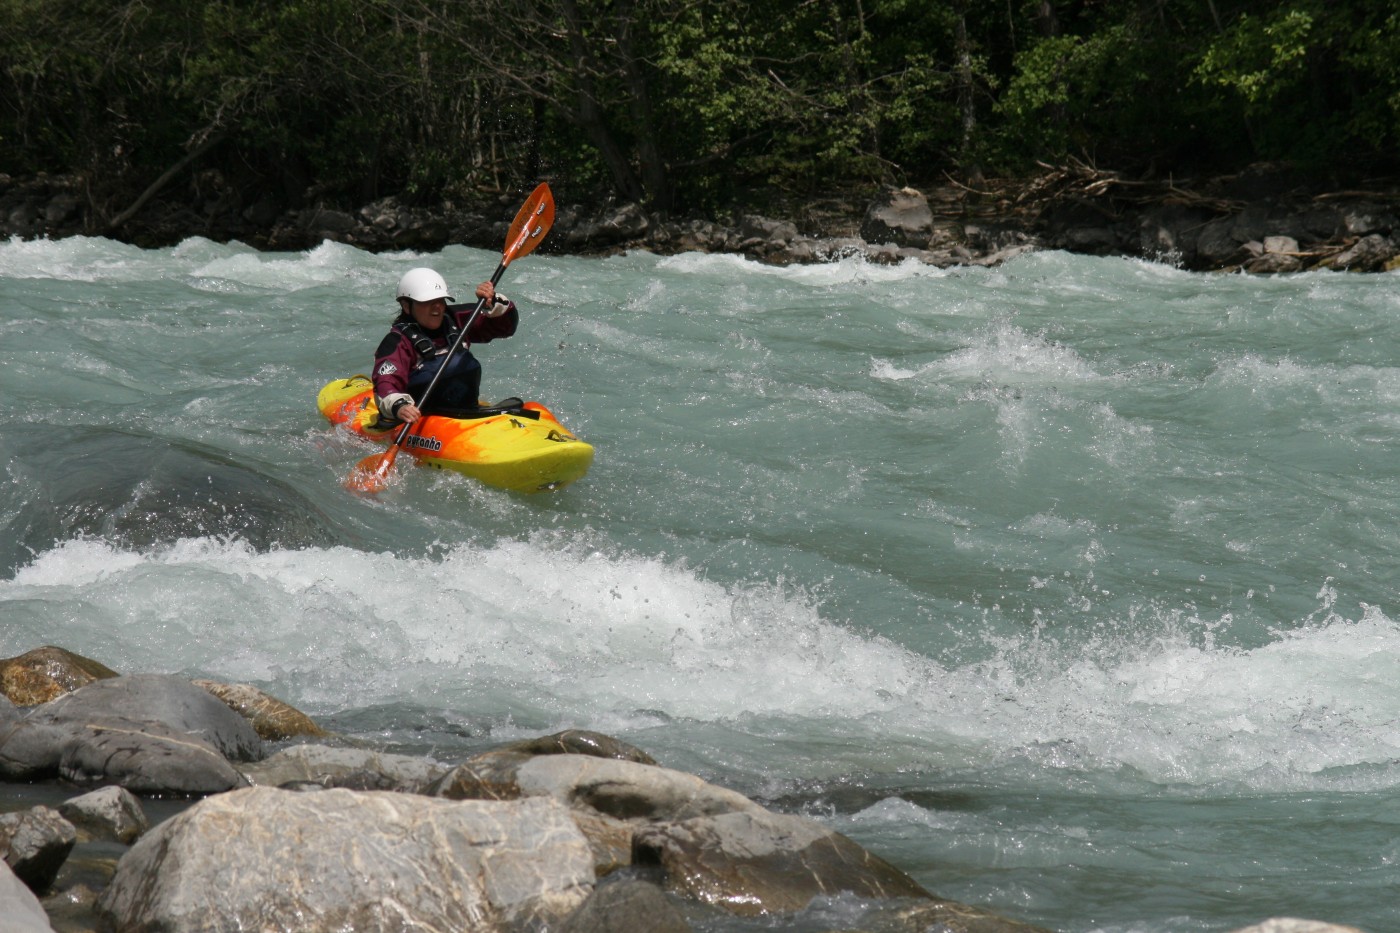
344 448 398 494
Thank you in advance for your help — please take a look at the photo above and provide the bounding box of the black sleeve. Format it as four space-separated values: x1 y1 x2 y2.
373 331 403 358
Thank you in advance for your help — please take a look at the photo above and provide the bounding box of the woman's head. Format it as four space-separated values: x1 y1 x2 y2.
396 267 453 304
395 267 454 327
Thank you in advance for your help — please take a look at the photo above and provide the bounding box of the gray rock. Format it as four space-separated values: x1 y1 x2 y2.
632 808 930 916
778 237 821 264
0 806 77 892
433 753 762 821
1196 216 1243 263
501 729 657 764
305 207 356 234
560 879 691 933
527 755 764 820
1061 225 1117 251
1328 233 1397 271
739 214 798 244
1295 206 1344 239
815 237 868 260
429 752 766 877
0 674 264 794
39 674 262 762
43 193 80 224
58 715 249 795
241 743 447 792
972 244 1038 267
1229 203 1271 243
0 717 72 779
192 679 326 740
865 243 903 264
95 786 595 933
603 203 650 239
569 203 651 248
1342 206 1398 236
0 711 246 794
1263 235 1299 254
1245 255 1303 274
57 786 149 844
0 860 56 932
0 645 119 706
861 187 933 248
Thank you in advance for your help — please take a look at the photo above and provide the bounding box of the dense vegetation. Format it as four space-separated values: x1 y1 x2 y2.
2 0 1397 225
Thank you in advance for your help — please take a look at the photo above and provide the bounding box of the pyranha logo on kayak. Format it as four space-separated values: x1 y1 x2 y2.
404 434 442 452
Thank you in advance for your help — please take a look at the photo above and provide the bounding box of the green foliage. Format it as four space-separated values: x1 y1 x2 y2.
2 0 1398 226
1192 2 1400 166
1198 10 1312 101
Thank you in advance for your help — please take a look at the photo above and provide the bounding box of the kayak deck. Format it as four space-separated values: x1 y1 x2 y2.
318 376 593 493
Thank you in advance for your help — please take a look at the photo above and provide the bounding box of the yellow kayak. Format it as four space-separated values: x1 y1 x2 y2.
317 376 593 493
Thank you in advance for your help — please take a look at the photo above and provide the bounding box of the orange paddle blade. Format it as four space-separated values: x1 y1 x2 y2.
344 447 400 494
503 183 555 267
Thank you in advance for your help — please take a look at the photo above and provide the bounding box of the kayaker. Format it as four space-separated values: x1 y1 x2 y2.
372 267 518 425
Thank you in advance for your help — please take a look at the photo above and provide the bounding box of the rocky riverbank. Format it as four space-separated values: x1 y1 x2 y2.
0 645 1371 933
4 163 1399 273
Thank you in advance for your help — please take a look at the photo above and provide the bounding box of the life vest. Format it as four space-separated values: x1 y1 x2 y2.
394 318 481 407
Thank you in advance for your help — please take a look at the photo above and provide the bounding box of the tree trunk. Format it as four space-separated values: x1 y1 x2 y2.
615 0 673 210
559 0 647 204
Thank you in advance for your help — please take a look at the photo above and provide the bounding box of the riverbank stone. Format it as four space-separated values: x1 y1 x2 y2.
192 679 327 740
40 674 262 763
0 859 57 932
0 647 118 706
95 786 595 933
0 806 77 892
56 787 149 845
0 675 260 793
633 808 931 916
240 742 447 792
559 878 692 933
58 716 250 795
861 187 935 248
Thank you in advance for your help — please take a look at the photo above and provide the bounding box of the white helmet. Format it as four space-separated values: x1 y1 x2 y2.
396 267 454 302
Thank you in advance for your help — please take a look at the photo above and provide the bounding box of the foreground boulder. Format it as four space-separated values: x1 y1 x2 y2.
633 808 929 915
57 786 149 844
431 752 936 918
0 675 260 794
501 729 657 764
241 743 447 792
0 647 118 706
40 675 262 762
0 806 77 892
193 679 327 740
559 879 690 933
430 750 762 818
0 860 56 932
95 786 595 933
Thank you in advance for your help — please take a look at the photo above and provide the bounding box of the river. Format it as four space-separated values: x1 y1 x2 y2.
2 234 1398 932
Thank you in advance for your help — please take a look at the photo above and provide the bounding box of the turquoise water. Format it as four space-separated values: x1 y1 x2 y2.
3 235 1399 932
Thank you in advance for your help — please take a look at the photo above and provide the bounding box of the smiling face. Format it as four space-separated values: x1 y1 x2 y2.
405 297 448 329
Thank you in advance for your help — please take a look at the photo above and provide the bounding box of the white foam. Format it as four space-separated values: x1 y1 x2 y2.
7 535 1400 790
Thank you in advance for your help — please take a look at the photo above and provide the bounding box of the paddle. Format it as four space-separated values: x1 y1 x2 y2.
345 182 556 494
